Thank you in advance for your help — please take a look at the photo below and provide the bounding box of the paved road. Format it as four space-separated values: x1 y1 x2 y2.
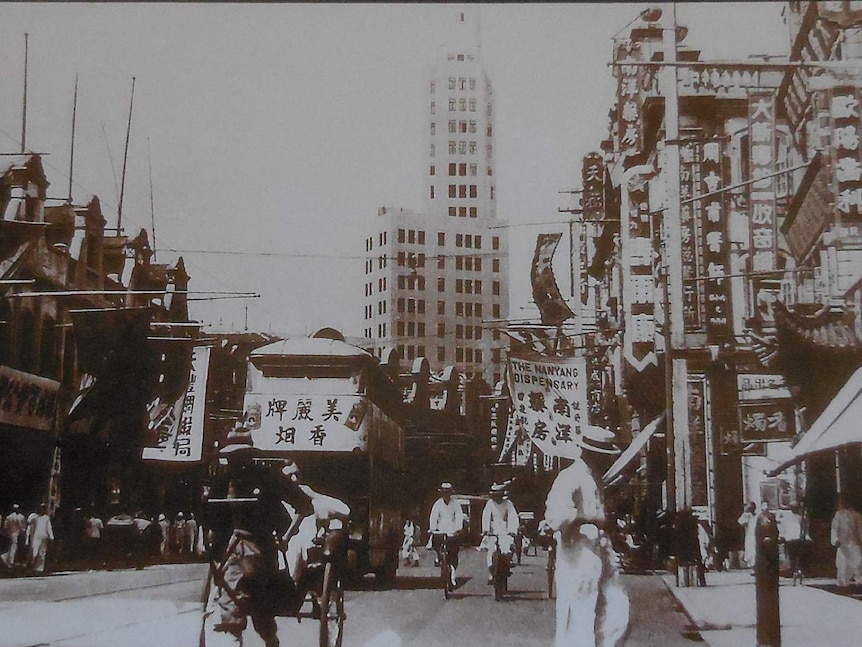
0 548 702 647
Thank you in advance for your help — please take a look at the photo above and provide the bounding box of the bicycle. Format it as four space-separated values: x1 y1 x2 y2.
432 532 457 599
488 533 514 602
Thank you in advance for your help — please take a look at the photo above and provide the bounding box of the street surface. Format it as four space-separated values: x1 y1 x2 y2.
0 548 701 647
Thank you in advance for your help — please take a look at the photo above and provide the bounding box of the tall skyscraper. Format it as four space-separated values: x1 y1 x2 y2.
362 10 509 386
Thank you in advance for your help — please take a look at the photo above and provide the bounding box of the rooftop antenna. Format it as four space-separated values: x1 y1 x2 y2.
147 137 157 261
118 76 136 233
21 33 29 153
68 74 79 202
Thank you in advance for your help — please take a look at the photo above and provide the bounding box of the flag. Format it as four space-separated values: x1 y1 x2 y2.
68 307 158 432
530 233 574 327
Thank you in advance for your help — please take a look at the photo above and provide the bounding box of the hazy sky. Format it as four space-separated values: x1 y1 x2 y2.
0 2 788 337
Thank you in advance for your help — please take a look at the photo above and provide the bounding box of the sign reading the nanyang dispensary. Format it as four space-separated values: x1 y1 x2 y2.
505 355 589 460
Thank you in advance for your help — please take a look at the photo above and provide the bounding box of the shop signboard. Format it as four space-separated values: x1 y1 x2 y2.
505 354 591 460
748 90 777 273
783 156 832 263
142 346 211 462
688 376 711 508
738 399 796 443
680 140 702 330
0 366 59 431
700 139 731 341
830 85 862 226
737 373 793 401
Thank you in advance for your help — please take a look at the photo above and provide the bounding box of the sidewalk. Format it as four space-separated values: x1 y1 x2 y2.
662 570 862 647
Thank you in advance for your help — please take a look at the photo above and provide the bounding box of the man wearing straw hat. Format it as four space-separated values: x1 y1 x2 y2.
428 481 466 589
543 426 629 647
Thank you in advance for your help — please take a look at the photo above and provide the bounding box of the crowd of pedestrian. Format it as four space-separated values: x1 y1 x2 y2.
0 503 206 576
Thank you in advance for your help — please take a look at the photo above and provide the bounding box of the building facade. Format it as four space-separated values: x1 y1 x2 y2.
362 12 509 385
577 3 862 573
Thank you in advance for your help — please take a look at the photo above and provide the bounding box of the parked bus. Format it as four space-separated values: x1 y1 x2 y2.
238 329 407 583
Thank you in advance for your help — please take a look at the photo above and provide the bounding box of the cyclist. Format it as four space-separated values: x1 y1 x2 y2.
428 482 465 589
481 482 519 585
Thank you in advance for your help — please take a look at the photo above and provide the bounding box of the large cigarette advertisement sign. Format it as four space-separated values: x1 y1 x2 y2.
505 355 589 460
142 345 211 462
243 391 370 452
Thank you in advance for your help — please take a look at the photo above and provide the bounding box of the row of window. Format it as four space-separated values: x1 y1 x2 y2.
365 231 388 252
448 206 479 218
429 100 492 116
394 230 500 251
365 253 501 275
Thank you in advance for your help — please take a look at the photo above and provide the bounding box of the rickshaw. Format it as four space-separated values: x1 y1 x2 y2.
199 460 348 647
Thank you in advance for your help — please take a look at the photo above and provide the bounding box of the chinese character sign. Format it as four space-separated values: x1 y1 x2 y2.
748 91 777 273
700 139 731 341
505 355 590 460
738 400 796 443
142 346 211 462
830 86 862 225
582 152 605 215
688 377 710 508
680 140 703 330
244 392 369 452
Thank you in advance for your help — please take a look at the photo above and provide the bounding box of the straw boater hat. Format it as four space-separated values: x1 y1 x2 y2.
489 482 507 497
438 481 454 493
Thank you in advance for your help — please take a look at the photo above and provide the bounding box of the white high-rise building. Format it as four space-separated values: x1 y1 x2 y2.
362 10 509 385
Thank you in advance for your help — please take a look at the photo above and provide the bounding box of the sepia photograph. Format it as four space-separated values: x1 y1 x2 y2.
0 2 860 646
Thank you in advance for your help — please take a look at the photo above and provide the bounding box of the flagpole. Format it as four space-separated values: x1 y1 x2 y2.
21 33 29 153
118 77 136 232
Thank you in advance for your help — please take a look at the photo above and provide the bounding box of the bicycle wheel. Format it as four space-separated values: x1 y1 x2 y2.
319 562 345 647
547 548 556 600
493 552 505 602
441 551 451 600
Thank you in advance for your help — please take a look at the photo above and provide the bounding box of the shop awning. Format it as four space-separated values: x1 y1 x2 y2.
770 366 862 475
602 412 665 485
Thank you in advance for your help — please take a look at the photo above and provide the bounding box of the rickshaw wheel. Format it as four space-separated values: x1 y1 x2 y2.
319 562 345 647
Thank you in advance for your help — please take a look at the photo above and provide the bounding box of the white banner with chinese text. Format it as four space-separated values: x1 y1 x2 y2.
244 392 370 452
505 355 589 460
142 346 211 462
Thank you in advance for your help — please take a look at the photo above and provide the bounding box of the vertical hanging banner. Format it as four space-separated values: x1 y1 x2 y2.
748 91 778 326
581 152 605 310
624 183 657 371
688 376 710 508
531 233 575 327
679 140 702 330
748 91 777 273
614 40 654 161
701 139 731 341
830 85 862 227
505 354 614 459
142 345 211 462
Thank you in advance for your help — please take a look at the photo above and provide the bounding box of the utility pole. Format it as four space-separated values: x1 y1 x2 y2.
21 33 29 153
660 2 691 513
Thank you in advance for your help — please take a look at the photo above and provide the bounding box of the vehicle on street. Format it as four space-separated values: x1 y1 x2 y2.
238 329 408 584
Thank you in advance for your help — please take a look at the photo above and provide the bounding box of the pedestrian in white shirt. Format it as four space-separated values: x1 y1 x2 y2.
428 482 465 588
28 504 54 573
481 483 519 584
831 494 862 587
2 504 25 567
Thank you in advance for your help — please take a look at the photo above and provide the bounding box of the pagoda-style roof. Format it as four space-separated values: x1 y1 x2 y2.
774 301 861 351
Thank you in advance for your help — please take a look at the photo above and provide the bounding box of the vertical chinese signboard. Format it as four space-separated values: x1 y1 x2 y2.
701 140 731 341
581 152 605 311
748 91 778 326
625 183 657 371
830 86 862 227
614 40 655 161
680 140 702 330
142 345 211 462
688 375 711 509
